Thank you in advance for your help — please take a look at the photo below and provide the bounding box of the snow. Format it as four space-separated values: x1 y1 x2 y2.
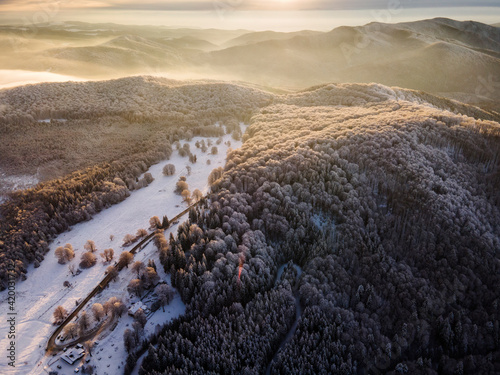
311 212 335 232
0 124 247 375
86 241 186 375
37 118 67 123
61 346 85 364
0 171 39 200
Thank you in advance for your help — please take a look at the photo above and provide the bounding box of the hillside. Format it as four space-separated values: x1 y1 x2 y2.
0 77 497 184
139 83 500 374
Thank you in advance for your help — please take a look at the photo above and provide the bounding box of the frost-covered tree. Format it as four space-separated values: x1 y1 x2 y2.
163 163 176 176
55 244 75 264
131 261 146 278
128 279 144 297
77 311 91 335
100 248 114 263
134 308 148 328
91 303 104 322
175 178 189 195
63 322 77 339
192 189 203 202
149 216 161 230
80 251 97 269
136 228 148 238
123 234 136 246
84 240 97 253
105 265 119 281
118 252 133 268
155 284 175 312
53 305 68 324
123 329 136 353
181 189 191 204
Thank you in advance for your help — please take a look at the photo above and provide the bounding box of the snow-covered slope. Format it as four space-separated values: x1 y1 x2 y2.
0 127 245 375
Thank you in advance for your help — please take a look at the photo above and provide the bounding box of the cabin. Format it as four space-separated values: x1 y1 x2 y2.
128 301 149 316
61 344 85 365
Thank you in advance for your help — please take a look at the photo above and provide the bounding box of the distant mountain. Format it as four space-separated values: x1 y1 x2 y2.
161 36 219 52
222 30 321 48
207 18 500 91
0 18 499 110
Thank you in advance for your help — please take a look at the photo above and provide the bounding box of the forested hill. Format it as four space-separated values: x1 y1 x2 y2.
0 78 500 373
139 83 499 373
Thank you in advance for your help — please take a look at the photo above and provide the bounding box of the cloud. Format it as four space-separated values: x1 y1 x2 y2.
0 0 498 12
308 0 500 10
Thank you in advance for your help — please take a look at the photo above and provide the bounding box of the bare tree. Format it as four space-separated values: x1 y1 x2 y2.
163 163 176 176
192 188 203 202
84 240 97 253
106 265 119 281
80 251 97 269
92 303 104 322
149 216 161 230
100 248 114 263
122 234 136 246
53 305 68 324
155 284 175 312
136 228 148 238
128 279 144 297
118 252 133 268
63 322 77 339
131 261 146 278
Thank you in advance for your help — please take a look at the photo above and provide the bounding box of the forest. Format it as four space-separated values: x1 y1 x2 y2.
135 91 500 374
0 77 270 289
1 79 499 374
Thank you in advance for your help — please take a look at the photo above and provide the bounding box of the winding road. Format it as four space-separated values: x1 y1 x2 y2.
46 198 206 353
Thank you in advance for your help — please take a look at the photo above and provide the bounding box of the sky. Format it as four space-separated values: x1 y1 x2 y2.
0 0 499 11
0 0 498 30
